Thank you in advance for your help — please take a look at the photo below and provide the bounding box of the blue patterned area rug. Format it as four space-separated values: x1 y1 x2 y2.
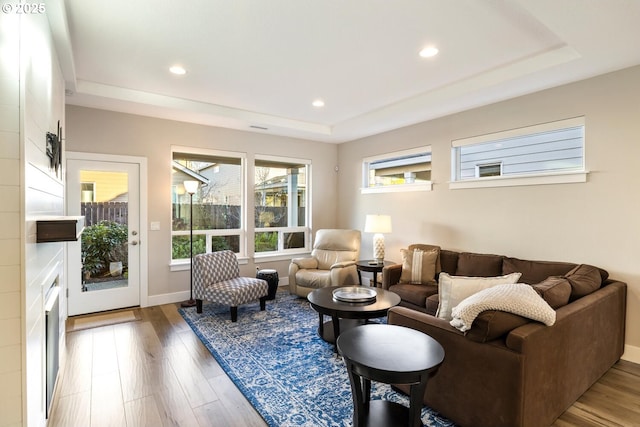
179 292 455 427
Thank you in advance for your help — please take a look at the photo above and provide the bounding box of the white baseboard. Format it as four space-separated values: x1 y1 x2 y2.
146 280 290 308
622 344 640 364
146 291 191 307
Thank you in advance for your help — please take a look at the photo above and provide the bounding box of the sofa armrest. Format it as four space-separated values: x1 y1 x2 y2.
291 257 318 270
330 260 356 269
505 280 626 354
382 264 402 290
388 306 462 336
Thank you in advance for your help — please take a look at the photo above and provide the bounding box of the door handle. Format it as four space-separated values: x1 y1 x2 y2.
131 241 138 246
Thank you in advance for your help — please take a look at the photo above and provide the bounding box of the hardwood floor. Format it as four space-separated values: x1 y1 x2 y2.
49 304 267 427
49 301 640 427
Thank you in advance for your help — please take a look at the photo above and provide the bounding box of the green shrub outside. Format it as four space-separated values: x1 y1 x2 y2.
81 220 128 277
172 235 206 259
255 231 278 252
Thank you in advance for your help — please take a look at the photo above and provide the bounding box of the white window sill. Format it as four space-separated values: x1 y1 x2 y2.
449 171 588 190
254 251 311 263
361 182 433 194
170 255 249 271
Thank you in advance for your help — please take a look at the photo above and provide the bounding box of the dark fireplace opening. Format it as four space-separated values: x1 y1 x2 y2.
44 280 60 418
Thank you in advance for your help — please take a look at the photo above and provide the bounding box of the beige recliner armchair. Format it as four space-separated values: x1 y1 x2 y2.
288 229 361 297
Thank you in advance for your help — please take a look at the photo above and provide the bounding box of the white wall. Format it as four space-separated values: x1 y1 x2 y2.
65 107 339 304
338 65 640 362
0 11 66 427
22 11 67 427
0 11 24 427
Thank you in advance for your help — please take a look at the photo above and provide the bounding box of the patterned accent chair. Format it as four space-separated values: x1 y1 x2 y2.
288 229 361 297
193 250 269 322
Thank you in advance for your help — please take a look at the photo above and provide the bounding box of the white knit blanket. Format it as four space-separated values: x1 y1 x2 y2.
450 283 556 332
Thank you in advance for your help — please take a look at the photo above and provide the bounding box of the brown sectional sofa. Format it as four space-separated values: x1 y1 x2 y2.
382 245 627 427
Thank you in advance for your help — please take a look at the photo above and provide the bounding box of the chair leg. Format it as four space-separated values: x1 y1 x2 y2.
196 299 203 313
260 297 266 311
230 306 238 322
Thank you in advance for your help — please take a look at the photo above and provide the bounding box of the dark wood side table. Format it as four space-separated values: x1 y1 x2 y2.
337 324 444 427
356 260 394 287
307 286 400 351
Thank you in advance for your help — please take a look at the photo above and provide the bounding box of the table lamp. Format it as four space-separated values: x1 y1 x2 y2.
364 214 392 263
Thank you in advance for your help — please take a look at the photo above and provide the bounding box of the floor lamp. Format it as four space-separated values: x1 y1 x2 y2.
181 180 199 307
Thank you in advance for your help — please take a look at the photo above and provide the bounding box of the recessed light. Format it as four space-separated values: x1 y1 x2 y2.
419 46 439 58
312 99 325 108
169 65 187 75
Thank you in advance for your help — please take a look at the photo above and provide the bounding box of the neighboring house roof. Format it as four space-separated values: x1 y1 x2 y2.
172 161 210 186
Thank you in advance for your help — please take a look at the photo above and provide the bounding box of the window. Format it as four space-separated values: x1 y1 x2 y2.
476 162 502 178
80 182 95 202
362 147 432 193
254 155 310 255
171 148 244 261
451 117 586 188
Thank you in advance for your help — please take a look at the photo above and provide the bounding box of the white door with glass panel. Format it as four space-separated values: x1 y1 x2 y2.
67 158 141 315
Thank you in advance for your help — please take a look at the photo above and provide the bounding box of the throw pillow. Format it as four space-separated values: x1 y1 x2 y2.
532 277 571 309
436 272 522 321
465 310 531 343
400 248 439 285
564 264 603 300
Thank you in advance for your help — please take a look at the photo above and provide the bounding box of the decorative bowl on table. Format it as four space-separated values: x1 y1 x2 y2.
332 286 377 303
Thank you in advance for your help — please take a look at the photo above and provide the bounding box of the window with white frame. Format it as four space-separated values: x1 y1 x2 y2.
362 147 432 193
254 155 310 255
451 117 586 188
171 148 244 261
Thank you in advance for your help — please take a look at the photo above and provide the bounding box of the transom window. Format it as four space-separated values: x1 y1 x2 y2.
362 147 432 193
451 117 586 188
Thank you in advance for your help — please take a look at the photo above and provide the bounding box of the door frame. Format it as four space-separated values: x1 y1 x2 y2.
65 151 149 310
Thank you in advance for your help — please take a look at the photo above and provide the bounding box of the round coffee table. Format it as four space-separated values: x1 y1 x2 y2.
307 286 401 347
337 324 445 427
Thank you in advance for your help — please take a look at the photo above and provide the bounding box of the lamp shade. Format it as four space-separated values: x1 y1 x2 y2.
364 214 392 234
183 180 199 194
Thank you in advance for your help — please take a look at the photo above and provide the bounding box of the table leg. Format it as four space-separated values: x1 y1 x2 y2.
372 271 378 287
332 316 341 346
345 359 368 427
318 312 324 338
409 376 430 427
357 269 362 285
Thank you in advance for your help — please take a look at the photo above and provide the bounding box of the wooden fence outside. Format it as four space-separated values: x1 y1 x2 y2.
81 202 128 226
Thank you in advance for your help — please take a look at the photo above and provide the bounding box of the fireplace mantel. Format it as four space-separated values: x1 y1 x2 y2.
36 216 85 243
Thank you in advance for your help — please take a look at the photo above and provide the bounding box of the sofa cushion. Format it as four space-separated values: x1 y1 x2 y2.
389 283 438 308
436 272 522 320
439 250 459 275
466 310 531 343
400 247 439 284
564 264 603 300
532 277 572 309
425 294 439 316
455 252 504 277
502 257 576 284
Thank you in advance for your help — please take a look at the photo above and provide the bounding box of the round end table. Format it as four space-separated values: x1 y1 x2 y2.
337 324 444 427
